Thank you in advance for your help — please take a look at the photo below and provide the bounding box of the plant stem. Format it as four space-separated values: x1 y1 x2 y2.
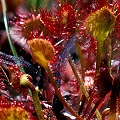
32 87 45 120
46 65 83 120
68 57 89 98
109 38 113 74
68 58 102 120
76 42 85 80
96 41 104 75
110 75 120 120
1 0 17 57
20 74 44 120
1 0 24 72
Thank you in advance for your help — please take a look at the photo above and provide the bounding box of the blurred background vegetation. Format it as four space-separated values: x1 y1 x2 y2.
0 0 56 53
0 0 77 53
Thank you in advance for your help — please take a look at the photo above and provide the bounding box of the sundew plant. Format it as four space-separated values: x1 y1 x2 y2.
0 0 120 120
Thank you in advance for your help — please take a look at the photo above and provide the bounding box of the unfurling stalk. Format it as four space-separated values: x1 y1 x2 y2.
102 108 110 120
32 87 45 120
46 65 83 120
20 74 45 120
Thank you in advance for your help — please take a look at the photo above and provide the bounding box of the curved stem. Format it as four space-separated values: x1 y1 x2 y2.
32 87 45 120
20 74 44 120
46 65 83 120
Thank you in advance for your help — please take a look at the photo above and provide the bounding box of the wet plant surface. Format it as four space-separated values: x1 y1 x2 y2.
0 0 120 120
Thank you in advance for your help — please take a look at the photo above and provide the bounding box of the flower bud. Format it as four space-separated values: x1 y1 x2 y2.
28 38 54 69
86 7 116 42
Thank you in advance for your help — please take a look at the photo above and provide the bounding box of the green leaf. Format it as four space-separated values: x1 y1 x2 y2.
1 0 24 72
